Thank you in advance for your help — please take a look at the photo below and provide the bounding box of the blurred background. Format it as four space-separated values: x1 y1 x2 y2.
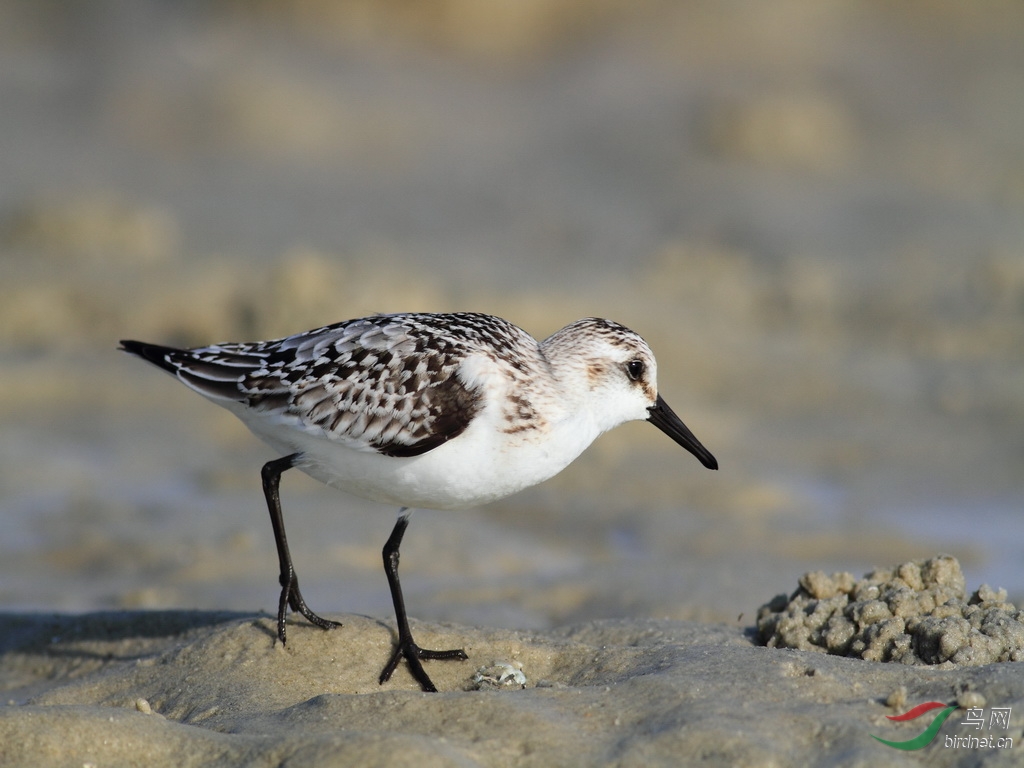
1 0 1022 629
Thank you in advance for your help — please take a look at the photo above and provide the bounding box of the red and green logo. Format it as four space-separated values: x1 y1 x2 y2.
872 701 958 750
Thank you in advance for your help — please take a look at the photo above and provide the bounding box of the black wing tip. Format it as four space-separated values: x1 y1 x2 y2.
119 339 184 374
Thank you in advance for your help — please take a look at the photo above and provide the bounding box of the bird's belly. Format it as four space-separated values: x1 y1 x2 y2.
262 415 597 511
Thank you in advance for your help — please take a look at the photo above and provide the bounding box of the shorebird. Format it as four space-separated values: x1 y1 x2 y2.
121 312 717 691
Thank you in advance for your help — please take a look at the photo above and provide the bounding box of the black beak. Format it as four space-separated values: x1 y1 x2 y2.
647 394 718 470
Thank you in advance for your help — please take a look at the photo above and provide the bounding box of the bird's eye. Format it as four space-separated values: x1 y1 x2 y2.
626 360 645 381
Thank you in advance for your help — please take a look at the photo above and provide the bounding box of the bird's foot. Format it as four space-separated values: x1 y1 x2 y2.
379 635 468 692
276 578 342 644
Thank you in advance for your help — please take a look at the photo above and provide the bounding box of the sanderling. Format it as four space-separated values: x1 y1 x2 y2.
121 312 717 691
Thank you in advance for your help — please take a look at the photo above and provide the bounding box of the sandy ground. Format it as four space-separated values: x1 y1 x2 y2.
2 610 1023 767
1 1 1023 765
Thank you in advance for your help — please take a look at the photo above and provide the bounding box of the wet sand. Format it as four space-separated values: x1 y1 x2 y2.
2 609 1022 767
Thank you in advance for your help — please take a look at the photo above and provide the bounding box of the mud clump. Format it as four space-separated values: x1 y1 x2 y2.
757 556 1024 666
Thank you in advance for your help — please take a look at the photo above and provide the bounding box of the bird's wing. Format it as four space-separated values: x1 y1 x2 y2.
124 314 491 457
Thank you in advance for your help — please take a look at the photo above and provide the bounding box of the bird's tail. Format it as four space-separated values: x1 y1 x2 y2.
119 339 251 403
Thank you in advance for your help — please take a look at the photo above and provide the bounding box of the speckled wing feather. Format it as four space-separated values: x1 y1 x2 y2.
123 313 536 458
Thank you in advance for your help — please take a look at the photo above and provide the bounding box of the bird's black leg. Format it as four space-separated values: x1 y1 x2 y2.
261 454 341 643
379 509 468 692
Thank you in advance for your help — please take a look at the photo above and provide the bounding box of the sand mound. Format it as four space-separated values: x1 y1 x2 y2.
757 556 1024 665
